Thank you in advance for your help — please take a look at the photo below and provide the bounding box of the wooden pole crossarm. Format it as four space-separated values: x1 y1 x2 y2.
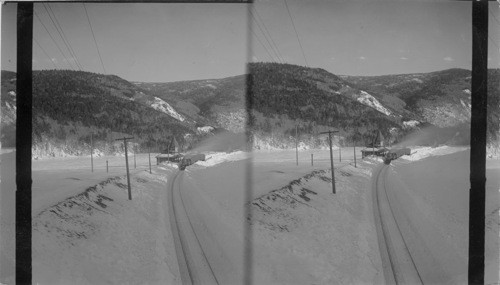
115 137 134 141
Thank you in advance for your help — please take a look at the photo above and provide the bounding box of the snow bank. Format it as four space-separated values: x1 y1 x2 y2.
196 126 214 134
1 151 182 284
403 120 420 129
32 169 180 284
248 157 384 284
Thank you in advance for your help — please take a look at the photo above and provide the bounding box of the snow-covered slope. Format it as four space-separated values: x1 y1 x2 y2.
357 90 392 116
151 97 186 122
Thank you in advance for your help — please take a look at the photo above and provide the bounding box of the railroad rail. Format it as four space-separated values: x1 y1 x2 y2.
168 171 219 285
372 165 423 284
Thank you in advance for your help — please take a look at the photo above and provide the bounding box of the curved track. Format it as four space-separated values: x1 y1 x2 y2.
168 171 219 285
373 165 424 285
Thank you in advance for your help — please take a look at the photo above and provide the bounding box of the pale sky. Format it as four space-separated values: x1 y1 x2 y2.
1 1 499 82
1 2 249 82
251 0 500 76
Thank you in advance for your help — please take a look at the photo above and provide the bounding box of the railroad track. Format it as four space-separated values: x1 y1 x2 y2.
373 165 424 285
168 171 219 285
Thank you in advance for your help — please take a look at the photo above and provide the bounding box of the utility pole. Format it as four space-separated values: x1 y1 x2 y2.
134 145 136 169
296 124 298 166
353 141 357 168
148 144 152 174
469 1 488 284
90 132 94 172
116 137 134 200
339 140 341 162
320 130 338 194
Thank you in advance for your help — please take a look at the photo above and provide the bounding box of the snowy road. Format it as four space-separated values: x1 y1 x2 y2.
168 170 219 285
373 165 423 284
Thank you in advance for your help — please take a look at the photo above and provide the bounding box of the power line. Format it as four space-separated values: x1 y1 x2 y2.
44 3 85 71
488 34 499 54
42 4 82 71
250 8 283 63
283 0 308 67
83 3 107 74
489 8 500 26
34 11 76 70
34 37 58 69
251 27 276 63
250 10 279 63
254 8 285 63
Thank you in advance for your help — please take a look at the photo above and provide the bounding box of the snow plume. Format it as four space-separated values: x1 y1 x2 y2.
151 97 185 122
191 131 248 153
394 124 470 148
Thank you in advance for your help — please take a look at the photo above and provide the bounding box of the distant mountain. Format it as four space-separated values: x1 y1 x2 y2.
342 68 500 144
248 63 499 152
1 70 238 158
134 75 246 133
248 62 409 149
2 65 498 157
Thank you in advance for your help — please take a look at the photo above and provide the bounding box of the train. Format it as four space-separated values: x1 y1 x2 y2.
179 153 206 170
384 148 411 164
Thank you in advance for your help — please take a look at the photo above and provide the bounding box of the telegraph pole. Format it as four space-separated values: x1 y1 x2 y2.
339 141 341 162
469 1 488 284
148 144 152 174
353 141 357 168
295 124 298 166
320 130 338 194
116 137 134 200
90 132 94 172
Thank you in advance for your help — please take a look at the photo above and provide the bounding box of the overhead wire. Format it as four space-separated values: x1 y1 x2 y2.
250 8 283 63
283 0 309 67
253 8 285 64
44 3 85 71
34 37 58 69
251 27 276 63
488 7 500 55
489 7 500 26
42 4 81 71
34 11 76 70
83 3 107 74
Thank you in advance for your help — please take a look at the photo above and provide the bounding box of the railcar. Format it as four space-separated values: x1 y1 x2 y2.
179 153 206 170
384 148 411 164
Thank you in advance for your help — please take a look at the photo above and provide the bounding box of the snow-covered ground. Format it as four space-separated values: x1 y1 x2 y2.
1 152 179 284
390 147 500 284
1 145 497 284
249 150 384 284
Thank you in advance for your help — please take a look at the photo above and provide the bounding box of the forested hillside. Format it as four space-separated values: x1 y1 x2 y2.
2 65 498 156
1 70 211 157
343 68 500 143
248 63 499 152
135 75 246 133
248 62 405 149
